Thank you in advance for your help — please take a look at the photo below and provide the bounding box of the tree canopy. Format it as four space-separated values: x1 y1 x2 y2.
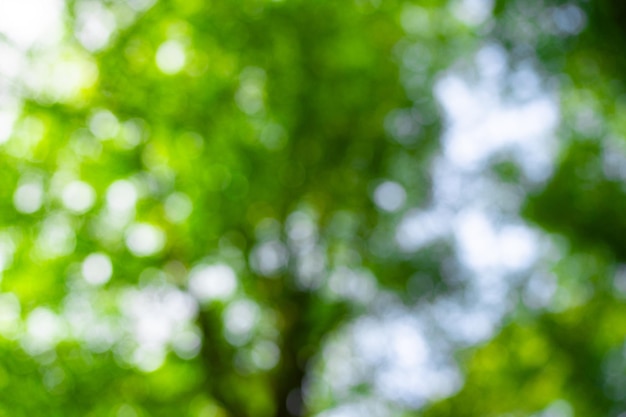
0 0 625 416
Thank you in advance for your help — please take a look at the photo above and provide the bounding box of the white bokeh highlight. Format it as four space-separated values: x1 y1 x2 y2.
62 180 96 214
106 179 138 213
374 181 407 212
13 180 44 214
82 252 113 285
188 263 238 302
125 223 165 257
0 0 63 49
156 40 186 75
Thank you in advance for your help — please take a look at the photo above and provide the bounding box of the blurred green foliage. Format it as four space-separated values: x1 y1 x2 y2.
2 0 626 416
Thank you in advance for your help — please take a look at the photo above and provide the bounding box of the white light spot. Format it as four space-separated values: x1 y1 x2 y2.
251 340 280 370
455 209 497 271
89 109 119 140
171 329 201 359
524 272 557 309
451 0 493 26
164 192 193 223
0 42 23 78
294 247 326 290
106 180 138 212
132 345 165 372
0 0 63 49
235 67 266 115
250 240 288 276
120 119 145 148
223 299 259 345
287 211 317 243
498 225 538 271
75 1 117 51
125 223 165 257
551 5 586 36
373 181 406 212
14 181 44 214
385 109 420 144
0 109 18 145
260 122 287 150
127 0 156 11
62 180 96 214
119 284 199 369
395 209 449 252
400 5 431 36
476 43 506 79
455 209 538 273
36 214 76 258
23 307 66 353
22 51 100 103
188 263 237 302
321 313 462 408
434 71 559 179
328 267 377 303
156 40 186 75
82 253 113 285
434 301 498 345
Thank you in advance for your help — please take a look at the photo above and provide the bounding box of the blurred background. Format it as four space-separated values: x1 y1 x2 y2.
0 0 625 415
